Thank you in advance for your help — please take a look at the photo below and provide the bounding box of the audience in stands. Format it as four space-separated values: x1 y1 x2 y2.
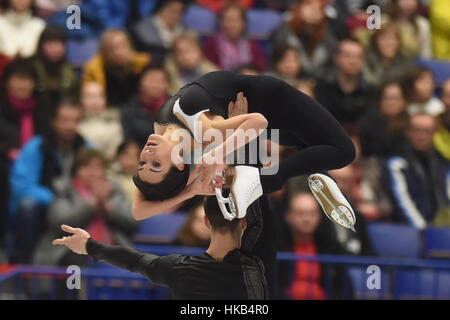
403 67 445 116
386 113 450 229
0 0 449 286
164 32 217 94
267 44 302 86
121 66 170 148
0 58 47 160
132 0 187 64
83 29 151 106
277 192 351 300
32 25 79 111
434 79 450 160
363 23 413 88
108 141 140 203
358 81 408 158
33 149 138 267
429 0 450 60
315 38 374 129
384 0 432 59
0 0 46 58
270 0 344 77
8 101 89 263
203 3 267 72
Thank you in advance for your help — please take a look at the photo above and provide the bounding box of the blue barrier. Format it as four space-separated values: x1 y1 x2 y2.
1 245 450 300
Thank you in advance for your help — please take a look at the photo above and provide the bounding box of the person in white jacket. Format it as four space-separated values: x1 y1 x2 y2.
0 0 46 58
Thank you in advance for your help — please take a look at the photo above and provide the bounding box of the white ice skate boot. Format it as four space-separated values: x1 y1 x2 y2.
214 166 263 221
308 173 357 232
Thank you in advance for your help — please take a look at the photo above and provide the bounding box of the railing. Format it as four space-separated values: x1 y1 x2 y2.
1 245 449 300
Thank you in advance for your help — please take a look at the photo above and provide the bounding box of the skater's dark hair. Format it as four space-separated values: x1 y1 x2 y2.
132 165 190 201
203 196 243 233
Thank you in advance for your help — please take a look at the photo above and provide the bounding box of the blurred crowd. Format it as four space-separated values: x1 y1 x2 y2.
0 0 449 300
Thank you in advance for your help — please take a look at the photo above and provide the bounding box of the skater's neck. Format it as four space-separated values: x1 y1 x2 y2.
206 232 242 261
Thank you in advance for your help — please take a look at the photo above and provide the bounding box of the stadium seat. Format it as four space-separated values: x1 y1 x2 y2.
134 211 188 243
66 38 98 67
393 269 450 299
424 227 450 258
367 223 421 258
346 266 391 299
183 5 216 35
247 9 282 39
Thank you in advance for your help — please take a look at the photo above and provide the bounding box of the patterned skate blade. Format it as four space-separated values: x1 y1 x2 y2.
308 175 356 232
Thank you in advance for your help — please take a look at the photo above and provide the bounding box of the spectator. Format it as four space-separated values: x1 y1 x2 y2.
132 0 186 64
78 82 124 160
174 202 211 247
0 58 48 160
350 133 394 221
363 23 413 88
109 141 140 203
270 0 344 76
277 192 351 300
328 166 375 255
33 148 138 267
83 29 151 106
434 79 450 160
315 39 375 128
384 0 432 58
197 0 256 13
386 113 450 229
358 81 408 157
430 0 450 60
266 44 301 86
0 0 46 58
32 25 79 111
203 3 267 71
121 66 170 148
8 101 89 263
164 32 218 94
403 67 445 116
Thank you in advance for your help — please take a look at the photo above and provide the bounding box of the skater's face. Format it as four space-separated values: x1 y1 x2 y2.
137 134 184 184
286 193 321 236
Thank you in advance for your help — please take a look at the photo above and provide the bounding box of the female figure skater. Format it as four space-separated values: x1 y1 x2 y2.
132 70 356 224
130 71 356 297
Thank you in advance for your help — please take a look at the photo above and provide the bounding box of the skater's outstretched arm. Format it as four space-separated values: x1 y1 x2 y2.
53 225 179 287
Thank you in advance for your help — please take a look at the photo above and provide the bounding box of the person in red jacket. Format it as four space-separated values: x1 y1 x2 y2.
203 3 267 71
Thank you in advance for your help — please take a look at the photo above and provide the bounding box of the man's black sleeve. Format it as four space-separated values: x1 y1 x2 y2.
86 238 180 287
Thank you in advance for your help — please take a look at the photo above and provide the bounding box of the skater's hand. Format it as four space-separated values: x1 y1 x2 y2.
228 92 248 118
52 225 91 255
186 164 225 196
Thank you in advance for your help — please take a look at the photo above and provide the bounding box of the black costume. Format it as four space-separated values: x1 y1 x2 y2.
87 71 355 299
